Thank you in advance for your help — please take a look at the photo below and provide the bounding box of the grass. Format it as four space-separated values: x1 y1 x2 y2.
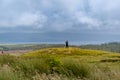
0 65 24 80
60 59 90 78
0 47 120 79
22 47 109 56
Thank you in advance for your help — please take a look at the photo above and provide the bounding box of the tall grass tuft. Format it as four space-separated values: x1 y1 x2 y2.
0 54 16 65
13 58 50 78
0 65 23 80
60 59 90 78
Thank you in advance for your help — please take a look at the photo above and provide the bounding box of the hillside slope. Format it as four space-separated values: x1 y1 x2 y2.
0 47 120 80
22 47 120 63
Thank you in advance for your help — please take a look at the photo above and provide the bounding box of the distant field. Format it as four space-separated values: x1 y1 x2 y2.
0 44 65 50
80 42 120 53
0 47 120 80
0 50 32 55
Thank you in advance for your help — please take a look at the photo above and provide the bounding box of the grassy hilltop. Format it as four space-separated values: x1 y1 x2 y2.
0 47 120 80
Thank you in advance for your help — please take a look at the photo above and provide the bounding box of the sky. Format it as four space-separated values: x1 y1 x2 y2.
0 0 120 44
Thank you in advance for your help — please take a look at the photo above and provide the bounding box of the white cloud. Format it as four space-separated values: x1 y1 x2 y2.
57 0 83 13
0 12 47 28
90 0 120 19
75 12 101 29
17 12 47 27
0 0 120 33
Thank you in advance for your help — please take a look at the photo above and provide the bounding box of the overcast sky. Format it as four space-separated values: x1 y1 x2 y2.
0 0 120 44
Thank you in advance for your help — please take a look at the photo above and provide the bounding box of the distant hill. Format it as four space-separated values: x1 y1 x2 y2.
80 42 120 53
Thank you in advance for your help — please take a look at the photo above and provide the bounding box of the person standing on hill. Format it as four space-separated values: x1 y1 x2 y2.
65 40 69 48
1 50 3 54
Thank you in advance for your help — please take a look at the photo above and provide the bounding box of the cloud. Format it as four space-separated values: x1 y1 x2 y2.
0 0 120 34
90 0 120 17
17 12 47 28
75 12 101 29
0 12 47 28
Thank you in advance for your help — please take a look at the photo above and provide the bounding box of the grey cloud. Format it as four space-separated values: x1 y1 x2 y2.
0 0 120 34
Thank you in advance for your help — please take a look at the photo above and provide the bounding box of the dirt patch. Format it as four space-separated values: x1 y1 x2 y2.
0 50 32 54
100 59 120 62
